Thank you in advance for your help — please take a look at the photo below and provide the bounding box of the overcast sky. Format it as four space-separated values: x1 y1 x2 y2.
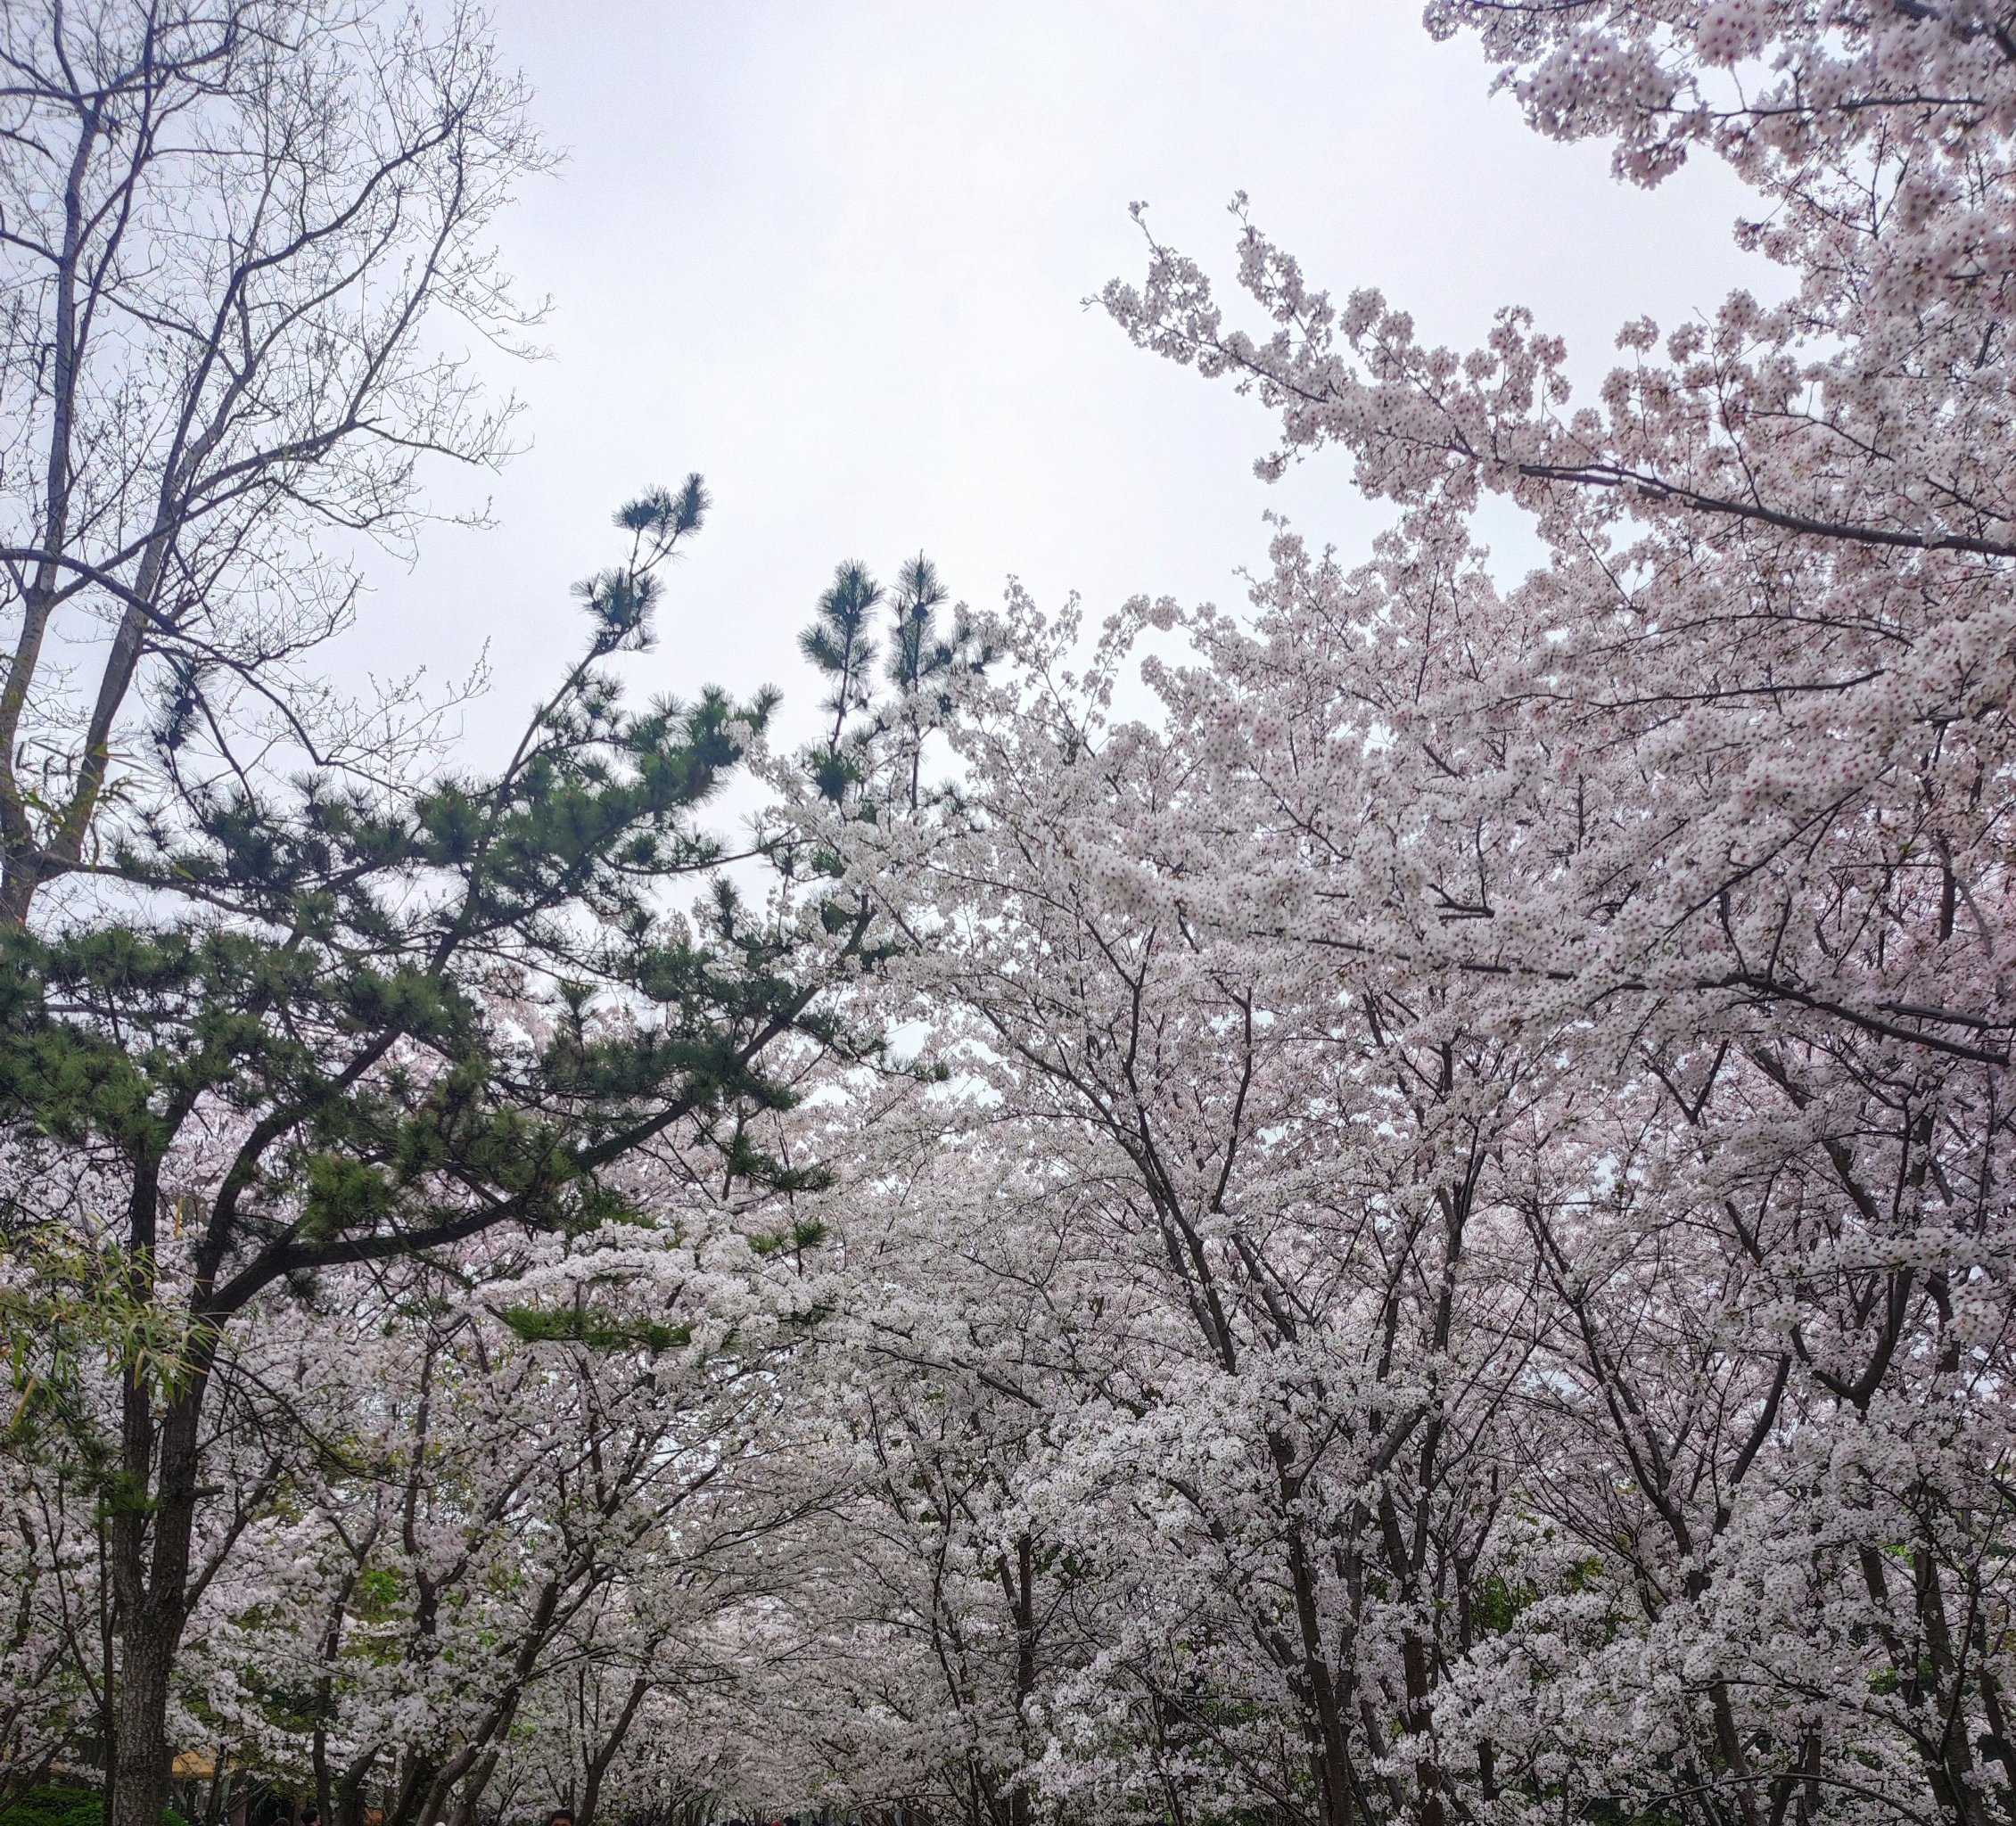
353 2 1778 758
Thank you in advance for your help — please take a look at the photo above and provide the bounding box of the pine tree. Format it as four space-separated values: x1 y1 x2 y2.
0 482 859 1826
883 555 991 810
796 562 883 802
884 555 954 696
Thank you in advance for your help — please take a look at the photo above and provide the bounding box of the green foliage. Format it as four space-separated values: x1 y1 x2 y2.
1469 1570 1539 1634
0 1787 185 1826
794 550 993 810
0 1228 211 1470
0 487 861 1345
799 560 884 797
353 1567 404 1615
883 555 957 693
499 1304 695 1353
746 1217 828 1257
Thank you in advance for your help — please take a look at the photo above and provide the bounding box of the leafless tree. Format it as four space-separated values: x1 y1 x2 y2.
0 0 547 928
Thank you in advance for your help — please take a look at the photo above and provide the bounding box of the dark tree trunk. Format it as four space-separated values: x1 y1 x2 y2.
578 1675 650 1826
108 1354 211 1826
334 1748 378 1826
1002 1534 1036 1826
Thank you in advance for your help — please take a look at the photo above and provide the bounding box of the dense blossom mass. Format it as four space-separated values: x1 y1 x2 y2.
4 4 2016 1826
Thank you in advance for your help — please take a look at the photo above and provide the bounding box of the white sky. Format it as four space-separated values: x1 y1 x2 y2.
352 1 1777 761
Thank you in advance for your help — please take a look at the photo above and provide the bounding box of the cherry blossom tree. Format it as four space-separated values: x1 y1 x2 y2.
14 7 2016 1826
1080 3 2016 1820
751 5 2016 1822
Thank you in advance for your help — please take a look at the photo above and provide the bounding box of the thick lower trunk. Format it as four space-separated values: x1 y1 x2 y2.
1268 1430 1354 1826
579 1675 651 1826
334 1748 379 1826
444 1748 499 1826
108 1360 210 1826
384 1751 440 1826
109 1594 177 1826
1000 1533 1037 1826
312 1730 332 1826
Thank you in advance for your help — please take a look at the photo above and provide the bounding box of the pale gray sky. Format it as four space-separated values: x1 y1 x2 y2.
356 2 1775 757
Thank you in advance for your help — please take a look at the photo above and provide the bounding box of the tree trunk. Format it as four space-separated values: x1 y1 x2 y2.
334 1748 379 1826
109 1362 211 1826
1285 1524 1354 1826
1010 1534 1035 1826
578 1675 650 1826
110 1585 183 1826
